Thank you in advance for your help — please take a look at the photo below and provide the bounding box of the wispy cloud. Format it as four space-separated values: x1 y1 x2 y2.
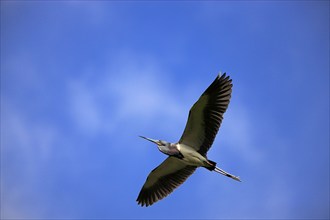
67 50 186 137
1 101 59 219
68 79 105 135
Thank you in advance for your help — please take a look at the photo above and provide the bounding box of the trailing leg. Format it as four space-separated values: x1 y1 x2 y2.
206 160 241 182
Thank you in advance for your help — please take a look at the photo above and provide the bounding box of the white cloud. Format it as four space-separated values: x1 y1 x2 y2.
67 51 186 137
220 101 263 163
1 102 57 163
68 79 104 135
1 102 59 219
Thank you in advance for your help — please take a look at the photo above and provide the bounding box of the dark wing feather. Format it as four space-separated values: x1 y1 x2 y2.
137 157 196 207
179 73 233 156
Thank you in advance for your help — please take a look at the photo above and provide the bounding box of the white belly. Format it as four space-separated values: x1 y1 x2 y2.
177 143 208 167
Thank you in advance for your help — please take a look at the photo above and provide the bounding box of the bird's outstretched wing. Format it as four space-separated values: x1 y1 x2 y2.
179 73 232 156
137 157 196 207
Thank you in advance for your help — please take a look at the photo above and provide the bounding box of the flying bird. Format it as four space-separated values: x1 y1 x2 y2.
137 73 240 207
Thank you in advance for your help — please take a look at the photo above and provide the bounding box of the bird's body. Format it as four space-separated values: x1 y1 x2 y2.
155 141 210 167
176 143 210 167
137 73 240 207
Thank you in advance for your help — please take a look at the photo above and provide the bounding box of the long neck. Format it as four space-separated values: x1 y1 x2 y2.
158 143 182 158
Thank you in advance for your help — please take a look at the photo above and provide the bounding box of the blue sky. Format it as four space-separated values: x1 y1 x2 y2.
1 1 329 219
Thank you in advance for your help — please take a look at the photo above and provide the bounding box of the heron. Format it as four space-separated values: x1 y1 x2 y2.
137 73 240 207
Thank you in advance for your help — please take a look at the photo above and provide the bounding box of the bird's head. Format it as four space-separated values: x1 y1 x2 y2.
139 136 170 149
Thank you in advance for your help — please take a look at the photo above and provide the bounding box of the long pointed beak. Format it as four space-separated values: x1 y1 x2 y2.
139 136 159 145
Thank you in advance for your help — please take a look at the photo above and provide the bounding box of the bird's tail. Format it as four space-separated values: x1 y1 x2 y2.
207 160 241 182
